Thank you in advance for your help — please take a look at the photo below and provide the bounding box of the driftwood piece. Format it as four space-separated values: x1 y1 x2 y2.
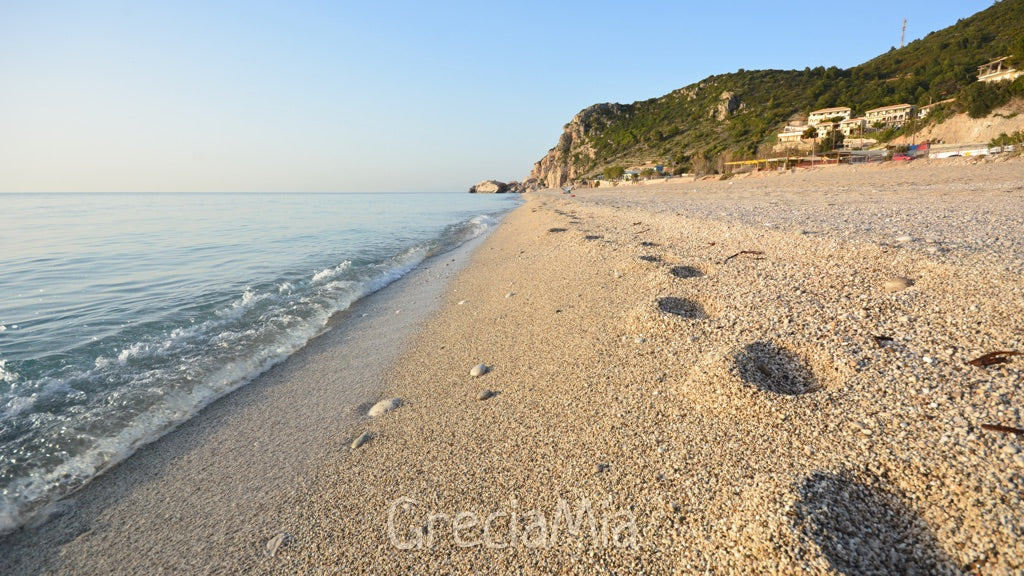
980 423 1024 436
721 250 765 265
968 351 1021 367
872 335 894 346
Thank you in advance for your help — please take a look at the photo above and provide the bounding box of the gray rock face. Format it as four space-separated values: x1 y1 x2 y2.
505 180 532 193
530 103 627 189
713 91 743 120
469 180 508 194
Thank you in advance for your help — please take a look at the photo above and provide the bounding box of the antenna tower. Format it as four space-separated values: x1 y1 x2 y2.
900 19 907 48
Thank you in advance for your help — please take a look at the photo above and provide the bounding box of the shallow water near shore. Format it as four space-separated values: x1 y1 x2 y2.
0 191 518 533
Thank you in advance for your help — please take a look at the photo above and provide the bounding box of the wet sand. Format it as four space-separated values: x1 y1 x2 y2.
3 157 1024 574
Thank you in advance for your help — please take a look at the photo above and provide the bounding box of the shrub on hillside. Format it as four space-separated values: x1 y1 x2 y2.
958 77 1024 118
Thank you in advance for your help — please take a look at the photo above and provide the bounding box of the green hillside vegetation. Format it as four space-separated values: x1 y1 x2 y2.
562 0 1024 178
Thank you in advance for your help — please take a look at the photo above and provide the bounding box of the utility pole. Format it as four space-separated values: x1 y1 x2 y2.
900 19 907 49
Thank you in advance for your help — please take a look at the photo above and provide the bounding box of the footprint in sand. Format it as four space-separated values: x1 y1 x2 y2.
734 341 819 395
657 297 707 319
670 265 704 279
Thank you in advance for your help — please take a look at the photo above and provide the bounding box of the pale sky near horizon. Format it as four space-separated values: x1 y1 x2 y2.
0 1 997 192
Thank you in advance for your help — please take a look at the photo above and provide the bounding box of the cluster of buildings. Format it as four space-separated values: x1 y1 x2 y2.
776 103 916 150
775 57 1021 152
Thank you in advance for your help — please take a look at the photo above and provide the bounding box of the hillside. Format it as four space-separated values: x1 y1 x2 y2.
531 0 1024 187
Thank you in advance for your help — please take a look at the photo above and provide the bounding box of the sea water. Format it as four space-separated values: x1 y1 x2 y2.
0 192 518 533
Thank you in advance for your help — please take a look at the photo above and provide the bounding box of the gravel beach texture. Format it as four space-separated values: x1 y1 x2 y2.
3 157 1022 575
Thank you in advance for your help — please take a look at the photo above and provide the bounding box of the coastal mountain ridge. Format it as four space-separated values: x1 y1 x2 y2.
530 0 1024 187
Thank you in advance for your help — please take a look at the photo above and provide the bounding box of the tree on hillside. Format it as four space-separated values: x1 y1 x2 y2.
818 129 845 153
603 166 625 180
1011 36 1024 68
959 77 1024 117
693 151 719 176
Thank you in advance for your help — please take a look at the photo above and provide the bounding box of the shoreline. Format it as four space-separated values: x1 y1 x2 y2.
4 158 1023 573
0 221 501 574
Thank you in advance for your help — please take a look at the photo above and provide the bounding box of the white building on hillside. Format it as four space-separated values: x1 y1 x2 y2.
839 117 866 137
865 104 914 128
978 57 1023 83
808 107 852 125
777 131 804 146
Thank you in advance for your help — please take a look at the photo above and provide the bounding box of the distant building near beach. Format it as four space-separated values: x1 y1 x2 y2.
624 163 666 180
776 131 804 146
977 57 1023 83
774 122 811 151
838 117 866 137
864 104 915 128
808 107 852 125
812 121 839 137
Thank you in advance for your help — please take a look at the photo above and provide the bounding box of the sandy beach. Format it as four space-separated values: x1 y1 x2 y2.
3 158 1024 574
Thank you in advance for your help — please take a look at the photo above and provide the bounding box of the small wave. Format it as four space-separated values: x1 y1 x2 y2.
425 213 501 257
369 247 428 291
316 279 358 295
312 261 352 285
215 287 270 320
3 395 36 418
469 214 498 229
167 324 202 343
237 288 259 308
0 358 17 383
116 342 151 365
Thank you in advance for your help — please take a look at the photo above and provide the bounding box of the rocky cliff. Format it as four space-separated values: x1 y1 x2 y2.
529 103 628 188
527 79 767 188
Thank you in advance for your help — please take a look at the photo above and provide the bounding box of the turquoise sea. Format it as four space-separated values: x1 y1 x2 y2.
0 192 518 533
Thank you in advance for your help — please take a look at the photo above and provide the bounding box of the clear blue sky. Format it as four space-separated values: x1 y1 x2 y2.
0 1 996 192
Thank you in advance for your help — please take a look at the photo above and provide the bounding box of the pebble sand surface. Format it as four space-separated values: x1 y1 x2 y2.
266 158 1021 575
2 158 1021 574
